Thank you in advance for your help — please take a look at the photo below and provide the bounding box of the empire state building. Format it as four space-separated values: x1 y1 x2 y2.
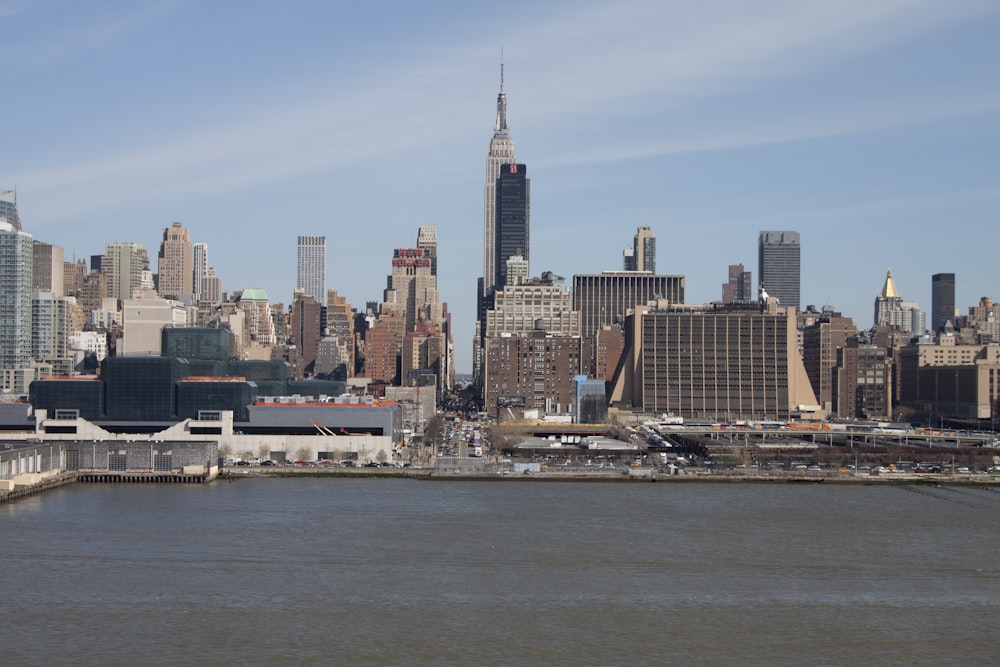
483 64 517 294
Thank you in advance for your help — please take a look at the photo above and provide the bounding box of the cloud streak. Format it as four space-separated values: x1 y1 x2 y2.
6 0 997 229
0 1 177 67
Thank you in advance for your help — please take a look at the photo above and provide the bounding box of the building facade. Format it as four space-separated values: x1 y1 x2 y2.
722 263 753 304
632 226 656 273
0 218 34 385
484 281 580 338
104 242 150 303
0 189 22 231
572 272 685 340
482 331 583 419
31 291 74 375
416 226 437 276
193 242 208 303
494 163 529 291
874 268 925 333
296 236 326 304
833 342 892 420
801 310 858 413
609 301 819 420
157 222 193 302
483 64 517 298
758 231 800 310
33 241 65 297
898 335 1000 420
364 321 400 385
325 289 356 378
931 272 956 332
290 291 322 378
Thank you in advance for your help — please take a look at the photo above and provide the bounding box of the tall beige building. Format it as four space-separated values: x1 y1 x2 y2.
104 242 150 303
384 248 441 333
157 222 194 302
633 226 656 272
33 241 65 297
193 242 208 303
201 268 222 304
371 229 453 394
63 258 87 298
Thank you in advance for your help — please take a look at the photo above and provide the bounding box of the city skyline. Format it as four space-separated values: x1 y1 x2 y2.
2 1 998 373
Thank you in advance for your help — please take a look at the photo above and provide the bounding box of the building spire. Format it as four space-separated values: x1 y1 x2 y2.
880 268 900 299
495 54 508 133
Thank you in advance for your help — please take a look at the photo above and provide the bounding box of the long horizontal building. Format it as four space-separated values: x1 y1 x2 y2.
2 401 400 466
573 272 685 339
609 299 819 420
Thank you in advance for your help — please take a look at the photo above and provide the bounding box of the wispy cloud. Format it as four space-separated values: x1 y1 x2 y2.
547 95 1000 168
509 0 996 116
0 1 176 67
8 0 998 226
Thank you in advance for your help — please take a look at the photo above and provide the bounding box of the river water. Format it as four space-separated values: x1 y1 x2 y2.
2 478 999 666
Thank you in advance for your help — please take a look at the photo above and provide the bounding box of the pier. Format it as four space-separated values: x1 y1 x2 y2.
1 440 219 503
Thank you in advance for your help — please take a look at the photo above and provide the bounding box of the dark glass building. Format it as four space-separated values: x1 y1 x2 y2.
177 379 256 422
103 356 189 421
575 375 608 424
30 378 105 421
228 359 290 397
931 273 956 331
494 163 529 290
162 327 231 362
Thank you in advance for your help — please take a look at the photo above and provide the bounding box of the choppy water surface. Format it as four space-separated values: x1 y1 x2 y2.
3 479 999 666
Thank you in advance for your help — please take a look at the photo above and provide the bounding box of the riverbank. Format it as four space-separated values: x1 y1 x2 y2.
219 465 1000 485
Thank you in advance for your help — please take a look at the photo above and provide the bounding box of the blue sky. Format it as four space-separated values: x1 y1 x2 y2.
3 0 998 373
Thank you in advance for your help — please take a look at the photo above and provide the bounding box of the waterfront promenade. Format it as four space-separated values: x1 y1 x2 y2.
219 460 1000 485
5 453 999 505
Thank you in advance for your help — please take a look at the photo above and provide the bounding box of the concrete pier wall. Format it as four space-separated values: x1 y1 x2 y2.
0 440 218 501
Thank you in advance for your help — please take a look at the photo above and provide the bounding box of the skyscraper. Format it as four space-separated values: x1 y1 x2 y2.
622 247 635 271
385 248 437 333
931 272 956 332
722 263 753 304
633 227 655 273
874 269 925 333
572 271 685 339
0 211 33 376
201 267 222 304
476 63 519 388
297 236 326 303
193 242 208 303
623 227 656 272
33 241 65 297
758 231 800 310
801 310 857 413
416 226 437 276
104 242 150 303
0 189 22 231
494 163 529 290
483 63 517 296
157 222 193 302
